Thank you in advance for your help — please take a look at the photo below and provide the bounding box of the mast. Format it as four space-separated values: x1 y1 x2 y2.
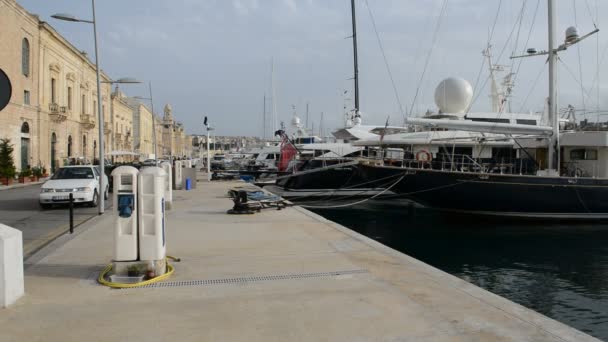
306 102 309 132
263 94 266 139
271 58 278 138
547 0 559 172
350 0 360 116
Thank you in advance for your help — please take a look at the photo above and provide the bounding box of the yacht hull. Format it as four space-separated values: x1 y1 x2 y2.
357 163 608 219
272 160 392 200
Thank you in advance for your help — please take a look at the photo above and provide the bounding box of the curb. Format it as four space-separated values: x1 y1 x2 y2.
292 205 600 342
0 179 48 191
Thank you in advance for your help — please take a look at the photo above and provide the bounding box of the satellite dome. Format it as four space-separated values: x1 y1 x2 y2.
434 77 473 114
565 26 579 43
291 116 301 127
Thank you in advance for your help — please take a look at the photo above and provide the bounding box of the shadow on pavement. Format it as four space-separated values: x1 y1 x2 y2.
25 263 102 280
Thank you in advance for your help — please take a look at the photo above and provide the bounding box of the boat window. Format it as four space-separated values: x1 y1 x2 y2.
313 150 331 157
516 119 537 125
586 150 598 160
266 154 276 160
570 149 598 160
469 118 510 124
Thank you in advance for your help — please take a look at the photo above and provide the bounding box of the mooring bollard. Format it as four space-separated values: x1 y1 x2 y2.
69 193 74 234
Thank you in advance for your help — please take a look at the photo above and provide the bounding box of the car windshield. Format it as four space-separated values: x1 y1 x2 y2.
52 167 95 180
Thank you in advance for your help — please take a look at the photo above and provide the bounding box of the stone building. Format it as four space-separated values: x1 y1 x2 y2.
0 0 112 172
110 87 134 162
124 98 156 159
0 0 194 170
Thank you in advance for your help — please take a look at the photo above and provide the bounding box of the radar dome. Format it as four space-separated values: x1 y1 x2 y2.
434 77 473 114
291 116 301 127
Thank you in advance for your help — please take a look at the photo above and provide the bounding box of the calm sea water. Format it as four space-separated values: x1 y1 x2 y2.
310 199 608 340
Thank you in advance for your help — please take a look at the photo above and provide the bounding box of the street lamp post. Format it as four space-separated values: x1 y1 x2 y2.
52 1 109 215
204 116 214 181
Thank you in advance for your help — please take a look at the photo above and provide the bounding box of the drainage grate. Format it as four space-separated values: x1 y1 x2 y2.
134 269 369 289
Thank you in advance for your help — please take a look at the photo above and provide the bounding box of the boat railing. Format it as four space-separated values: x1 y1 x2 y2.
361 154 533 175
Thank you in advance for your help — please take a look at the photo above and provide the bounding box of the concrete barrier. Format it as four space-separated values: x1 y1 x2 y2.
0 224 24 308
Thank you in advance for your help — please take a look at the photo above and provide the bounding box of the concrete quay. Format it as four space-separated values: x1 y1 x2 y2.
0 178 599 341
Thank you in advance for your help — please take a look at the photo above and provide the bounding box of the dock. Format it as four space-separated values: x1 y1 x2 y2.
0 174 599 341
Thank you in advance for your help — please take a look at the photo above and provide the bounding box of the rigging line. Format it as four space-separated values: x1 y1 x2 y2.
509 0 528 73
470 1 527 112
573 0 587 113
295 174 405 205
298 174 405 209
408 0 449 117
283 169 406 203
584 0 598 28
518 64 545 112
559 58 593 101
363 0 405 120
586 39 608 106
467 0 502 113
495 0 527 65
512 0 541 86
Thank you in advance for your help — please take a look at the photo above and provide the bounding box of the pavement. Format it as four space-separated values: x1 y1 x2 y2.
0 183 111 259
0 176 599 341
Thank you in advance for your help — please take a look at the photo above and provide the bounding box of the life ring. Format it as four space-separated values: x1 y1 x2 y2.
415 150 432 162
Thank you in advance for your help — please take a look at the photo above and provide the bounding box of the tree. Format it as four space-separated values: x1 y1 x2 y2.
0 139 16 180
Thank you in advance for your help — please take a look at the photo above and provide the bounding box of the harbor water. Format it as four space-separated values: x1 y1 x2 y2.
310 199 608 340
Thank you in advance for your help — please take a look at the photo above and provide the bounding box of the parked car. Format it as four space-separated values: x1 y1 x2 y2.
39 165 109 209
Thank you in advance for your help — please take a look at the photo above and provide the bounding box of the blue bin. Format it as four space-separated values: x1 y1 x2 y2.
185 178 192 190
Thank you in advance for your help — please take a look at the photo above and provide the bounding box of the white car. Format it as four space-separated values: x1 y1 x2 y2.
39 165 109 209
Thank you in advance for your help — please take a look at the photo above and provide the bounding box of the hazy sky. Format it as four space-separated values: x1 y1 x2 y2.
20 0 608 136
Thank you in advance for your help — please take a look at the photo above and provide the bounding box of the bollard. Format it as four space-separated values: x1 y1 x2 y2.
69 193 74 234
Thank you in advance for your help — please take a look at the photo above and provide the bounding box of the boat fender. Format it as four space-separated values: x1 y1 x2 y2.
415 150 432 162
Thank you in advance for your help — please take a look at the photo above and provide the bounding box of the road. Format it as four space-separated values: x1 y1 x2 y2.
0 184 112 259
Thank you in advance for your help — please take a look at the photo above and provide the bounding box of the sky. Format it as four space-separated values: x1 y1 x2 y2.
19 0 608 137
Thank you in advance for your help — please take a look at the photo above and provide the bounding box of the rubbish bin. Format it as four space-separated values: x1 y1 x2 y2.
185 178 192 191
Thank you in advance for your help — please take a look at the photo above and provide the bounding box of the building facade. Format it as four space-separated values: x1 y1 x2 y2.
0 0 194 171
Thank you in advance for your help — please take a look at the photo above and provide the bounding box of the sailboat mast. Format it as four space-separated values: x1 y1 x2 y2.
547 0 559 171
351 0 360 115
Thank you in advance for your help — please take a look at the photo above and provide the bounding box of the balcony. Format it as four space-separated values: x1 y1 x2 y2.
48 103 67 122
104 122 112 134
80 113 95 130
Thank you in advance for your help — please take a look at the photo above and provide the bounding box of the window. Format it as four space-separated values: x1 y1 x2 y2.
21 122 30 134
570 149 598 160
82 94 86 114
587 150 598 160
51 78 56 103
93 101 97 115
22 38 30 77
470 118 510 124
516 119 537 125
67 87 72 110
23 90 30 105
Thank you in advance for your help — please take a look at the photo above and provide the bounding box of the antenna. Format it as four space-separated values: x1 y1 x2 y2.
263 94 266 139
510 0 599 172
350 0 360 116
306 102 309 132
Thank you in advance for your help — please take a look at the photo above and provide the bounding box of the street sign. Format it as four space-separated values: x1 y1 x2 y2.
0 69 11 112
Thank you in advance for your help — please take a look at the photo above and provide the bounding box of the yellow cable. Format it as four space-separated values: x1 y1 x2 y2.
97 255 180 288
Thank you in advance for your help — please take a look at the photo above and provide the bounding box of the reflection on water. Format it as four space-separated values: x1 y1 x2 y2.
311 199 608 340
